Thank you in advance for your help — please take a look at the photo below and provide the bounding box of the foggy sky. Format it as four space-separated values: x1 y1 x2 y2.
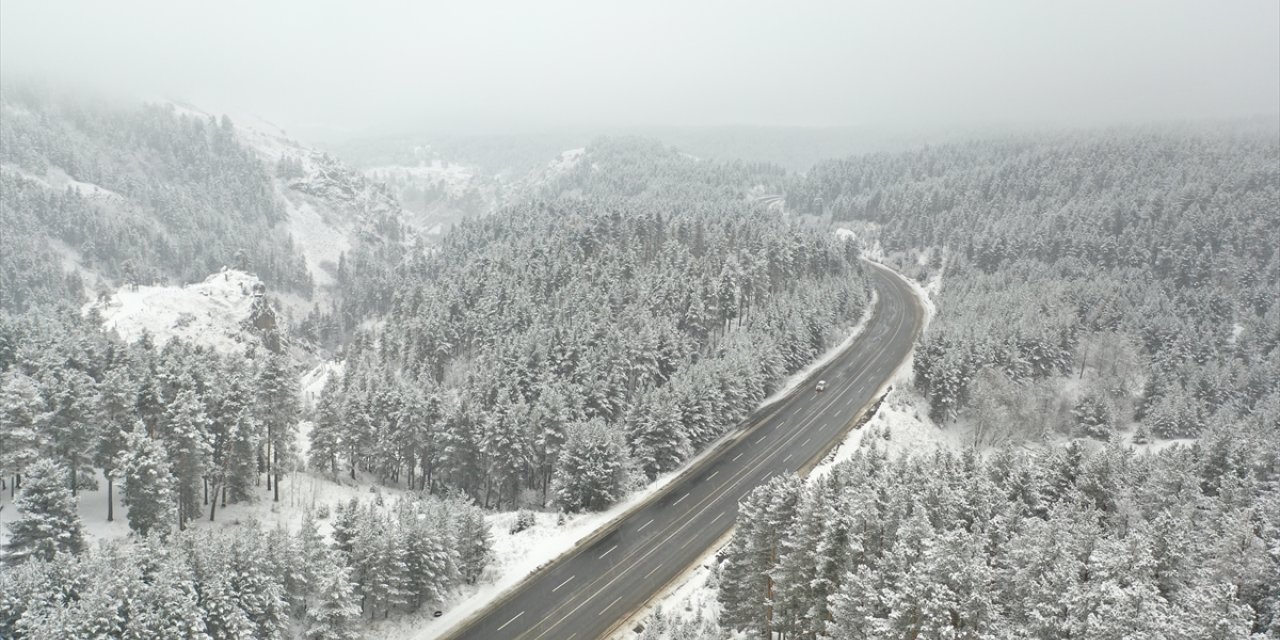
2 0 1277 135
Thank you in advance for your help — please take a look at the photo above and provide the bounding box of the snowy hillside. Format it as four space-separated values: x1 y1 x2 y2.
363 158 504 234
542 147 585 179
367 161 477 201
84 269 278 355
167 102 410 299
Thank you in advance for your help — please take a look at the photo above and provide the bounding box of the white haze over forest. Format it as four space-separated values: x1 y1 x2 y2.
2 2 1279 640
2 0 1277 137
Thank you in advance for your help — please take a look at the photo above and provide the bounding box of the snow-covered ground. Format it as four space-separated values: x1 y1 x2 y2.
283 198 352 290
83 269 268 355
0 466 391 551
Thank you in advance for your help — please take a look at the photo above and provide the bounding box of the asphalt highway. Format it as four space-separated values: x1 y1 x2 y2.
437 261 925 640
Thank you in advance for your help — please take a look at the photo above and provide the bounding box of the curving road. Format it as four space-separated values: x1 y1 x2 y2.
436 260 925 640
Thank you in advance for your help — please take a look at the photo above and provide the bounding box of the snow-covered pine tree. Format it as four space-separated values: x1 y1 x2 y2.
309 379 346 477
39 369 102 495
330 497 362 557
626 386 691 480
256 353 299 502
116 422 177 536
718 483 775 636
124 539 210 640
224 405 261 504
94 367 137 522
160 385 212 527
305 560 361 640
398 501 457 610
295 509 329 613
551 418 633 512
0 370 44 498
1073 393 1115 439
3 458 85 565
203 364 258 519
194 569 257 639
479 388 532 509
224 527 291 637
454 502 492 585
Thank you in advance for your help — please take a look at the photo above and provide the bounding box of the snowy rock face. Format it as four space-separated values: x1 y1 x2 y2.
84 270 278 355
543 147 585 179
224 111 403 230
167 103 408 297
364 157 505 235
244 120 406 296
367 161 478 201
284 152 402 218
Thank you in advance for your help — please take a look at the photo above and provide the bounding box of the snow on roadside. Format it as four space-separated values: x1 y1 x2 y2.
614 391 956 640
836 223 886 262
84 269 266 355
398 269 888 638
757 289 878 409
817 388 960 474
401 281 877 637
408 426 752 640
616 262 946 639
915 266 942 329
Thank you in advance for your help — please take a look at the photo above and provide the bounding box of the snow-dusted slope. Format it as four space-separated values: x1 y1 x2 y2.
544 147 585 178
363 155 506 234
166 102 408 300
519 147 587 193
249 120 405 293
0 163 129 205
367 161 477 200
85 269 274 355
